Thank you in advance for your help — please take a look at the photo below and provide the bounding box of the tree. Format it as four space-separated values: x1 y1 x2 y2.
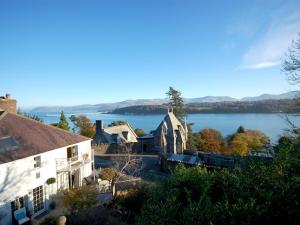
166 87 186 121
229 129 270 156
236 125 245 133
70 115 95 138
134 128 146 137
186 123 199 151
135 137 300 225
197 128 224 153
60 186 98 215
99 168 117 181
282 33 300 84
57 111 70 131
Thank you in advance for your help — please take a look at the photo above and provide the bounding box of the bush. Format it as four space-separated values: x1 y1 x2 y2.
99 168 117 181
46 177 56 185
61 186 98 215
135 140 300 225
39 216 56 225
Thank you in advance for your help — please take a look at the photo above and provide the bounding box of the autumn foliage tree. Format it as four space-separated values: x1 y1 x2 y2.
229 129 270 156
197 128 224 153
70 115 95 138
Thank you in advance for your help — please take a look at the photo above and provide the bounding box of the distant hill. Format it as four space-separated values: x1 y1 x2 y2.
30 91 300 113
184 96 237 103
241 91 300 101
111 99 300 115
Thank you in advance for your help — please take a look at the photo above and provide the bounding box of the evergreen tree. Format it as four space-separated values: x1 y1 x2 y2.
57 111 70 131
237 125 245 133
166 86 186 121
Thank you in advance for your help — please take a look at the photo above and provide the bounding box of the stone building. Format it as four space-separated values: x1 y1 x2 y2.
0 93 17 114
153 108 188 154
92 120 138 154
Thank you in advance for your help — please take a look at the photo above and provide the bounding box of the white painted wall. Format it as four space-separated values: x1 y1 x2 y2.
0 139 92 225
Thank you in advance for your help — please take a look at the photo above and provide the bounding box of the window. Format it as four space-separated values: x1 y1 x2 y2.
33 186 44 213
34 156 41 168
67 145 78 161
36 172 40 179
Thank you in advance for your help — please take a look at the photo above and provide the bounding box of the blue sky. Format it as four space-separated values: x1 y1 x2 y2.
0 0 300 107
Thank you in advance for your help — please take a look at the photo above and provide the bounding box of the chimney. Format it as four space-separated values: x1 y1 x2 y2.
0 93 17 113
95 120 104 135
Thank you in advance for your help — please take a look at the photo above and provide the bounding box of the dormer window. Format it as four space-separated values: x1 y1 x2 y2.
34 156 41 168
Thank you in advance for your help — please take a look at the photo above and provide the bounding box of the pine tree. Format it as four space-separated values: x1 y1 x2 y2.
166 86 186 121
57 111 70 131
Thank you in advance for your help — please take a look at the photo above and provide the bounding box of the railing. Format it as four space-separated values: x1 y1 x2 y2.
56 158 71 172
56 150 93 172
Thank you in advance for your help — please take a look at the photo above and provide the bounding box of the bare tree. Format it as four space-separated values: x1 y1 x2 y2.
112 144 143 182
282 33 300 84
110 145 143 196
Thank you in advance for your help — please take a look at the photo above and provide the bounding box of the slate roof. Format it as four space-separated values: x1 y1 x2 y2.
0 111 90 164
93 123 138 144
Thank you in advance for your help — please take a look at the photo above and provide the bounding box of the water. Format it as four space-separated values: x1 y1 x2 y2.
28 111 300 142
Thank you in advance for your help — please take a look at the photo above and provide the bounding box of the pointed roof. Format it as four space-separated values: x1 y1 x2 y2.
0 111 90 164
157 110 184 133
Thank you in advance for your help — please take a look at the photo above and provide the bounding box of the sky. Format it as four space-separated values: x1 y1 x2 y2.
0 0 300 108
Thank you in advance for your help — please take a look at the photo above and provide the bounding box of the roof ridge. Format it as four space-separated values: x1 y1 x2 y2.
11 112 91 140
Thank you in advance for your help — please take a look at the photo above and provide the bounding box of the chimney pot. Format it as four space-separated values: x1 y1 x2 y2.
5 93 11 99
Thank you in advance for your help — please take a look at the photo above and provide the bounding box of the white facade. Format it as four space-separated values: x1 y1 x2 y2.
0 140 93 225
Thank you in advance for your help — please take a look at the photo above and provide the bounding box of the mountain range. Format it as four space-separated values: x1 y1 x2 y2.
30 91 300 113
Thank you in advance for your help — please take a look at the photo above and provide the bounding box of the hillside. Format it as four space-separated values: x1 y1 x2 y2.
110 99 300 114
30 91 300 113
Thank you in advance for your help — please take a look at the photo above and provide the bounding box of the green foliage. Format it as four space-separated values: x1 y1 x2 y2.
70 115 95 138
39 216 56 225
46 177 56 185
67 206 126 225
186 123 199 151
61 186 98 215
237 125 245 133
116 185 149 224
134 128 146 137
166 86 186 121
135 141 300 225
57 111 70 131
99 168 117 181
108 120 128 127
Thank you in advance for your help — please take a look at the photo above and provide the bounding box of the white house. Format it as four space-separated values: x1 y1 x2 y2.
0 110 94 225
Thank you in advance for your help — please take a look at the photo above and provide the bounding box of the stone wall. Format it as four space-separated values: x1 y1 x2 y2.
93 143 136 155
0 99 17 113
